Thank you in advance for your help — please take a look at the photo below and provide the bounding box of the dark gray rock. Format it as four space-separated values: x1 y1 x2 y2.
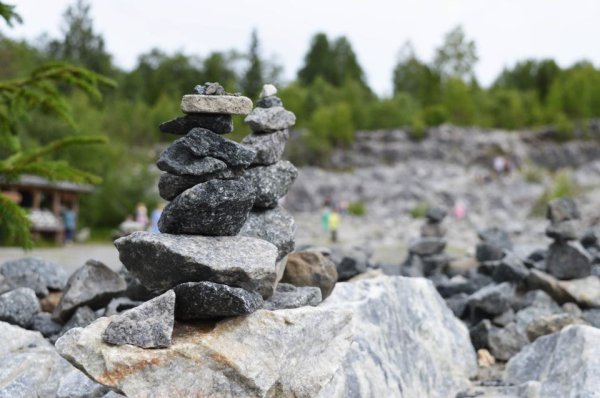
281 251 338 299
491 253 530 283
436 274 493 298
426 207 447 223
478 227 513 251
244 106 296 132
0 257 68 291
238 206 295 261
158 169 244 201
104 297 143 316
476 243 505 263
182 128 256 167
243 160 298 209
241 129 289 166
546 197 580 223
546 220 580 241
0 271 47 297
409 237 446 256
60 306 96 336
581 228 600 249
420 221 447 238
193 82 226 95
492 308 515 327
115 232 279 298
546 241 592 280
30 312 63 337
0 287 40 327
505 325 600 396
330 247 369 281
157 140 229 176
52 260 126 322
174 281 263 320
445 293 469 318
467 282 515 317
470 320 527 361
159 114 233 135
158 179 255 235
118 267 157 302
263 283 322 310
421 253 451 276
103 290 175 348
256 95 283 108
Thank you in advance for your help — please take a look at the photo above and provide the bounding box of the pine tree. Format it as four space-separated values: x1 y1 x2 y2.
242 30 264 99
0 2 115 248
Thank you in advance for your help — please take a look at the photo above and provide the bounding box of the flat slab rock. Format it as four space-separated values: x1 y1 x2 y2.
0 321 108 397
263 283 322 310
115 231 279 298
159 114 233 135
244 106 296 133
181 94 253 115
158 169 243 201
504 325 600 397
56 276 475 398
238 206 296 261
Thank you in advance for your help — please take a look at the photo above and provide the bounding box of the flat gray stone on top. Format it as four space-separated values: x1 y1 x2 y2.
181 94 253 115
115 232 279 298
244 106 296 133
243 160 298 209
241 129 289 166
103 290 175 348
158 179 255 236
159 114 233 135
174 281 263 320
0 287 40 328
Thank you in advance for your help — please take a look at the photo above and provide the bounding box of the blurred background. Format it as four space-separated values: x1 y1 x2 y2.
2 0 600 270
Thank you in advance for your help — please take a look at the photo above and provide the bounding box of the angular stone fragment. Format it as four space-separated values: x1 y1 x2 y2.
281 251 338 299
181 94 253 115
158 169 244 201
256 95 283 108
476 243 505 262
244 106 296 132
558 276 600 307
546 241 592 279
52 260 126 322
263 283 322 310
491 253 530 283
243 160 298 208
104 297 143 317
157 141 228 176
30 312 63 337
241 129 289 165
330 247 369 281
526 269 575 304
505 325 600 396
60 306 97 336
546 197 580 223
238 206 295 261
0 270 47 297
194 82 226 95
546 219 580 241
467 282 515 317
0 287 40 327
526 313 586 341
174 282 262 320
115 232 278 297
181 128 256 167
409 237 447 256
1 257 68 291
469 320 527 361
158 179 255 235
478 226 513 250
55 370 109 398
159 114 233 135
103 290 175 348
426 207 447 223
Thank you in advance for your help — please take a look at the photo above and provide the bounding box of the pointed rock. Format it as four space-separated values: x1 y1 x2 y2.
159 114 233 135
115 232 279 298
174 282 262 320
103 290 175 348
158 179 255 235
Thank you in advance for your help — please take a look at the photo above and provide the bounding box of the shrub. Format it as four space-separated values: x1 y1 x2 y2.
410 202 428 218
347 201 366 216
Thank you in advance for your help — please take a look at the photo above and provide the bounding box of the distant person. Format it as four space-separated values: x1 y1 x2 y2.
453 200 467 220
62 205 76 244
135 202 149 228
493 156 506 177
149 203 165 233
321 206 331 233
329 209 341 243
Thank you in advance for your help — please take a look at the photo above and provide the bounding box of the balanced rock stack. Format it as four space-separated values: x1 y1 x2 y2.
107 83 310 348
404 207 450 276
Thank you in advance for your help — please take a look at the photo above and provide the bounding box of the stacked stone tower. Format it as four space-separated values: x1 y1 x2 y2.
113 83 307 330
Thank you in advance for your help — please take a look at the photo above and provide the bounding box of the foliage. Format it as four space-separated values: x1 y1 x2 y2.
433 26 478 81
409 202 429 218
347 201 366 216
531 170 581 217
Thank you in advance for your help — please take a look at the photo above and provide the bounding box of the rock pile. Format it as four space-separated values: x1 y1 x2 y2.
403 207 451 276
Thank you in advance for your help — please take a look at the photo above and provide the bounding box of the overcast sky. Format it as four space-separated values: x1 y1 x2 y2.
6 0 600 95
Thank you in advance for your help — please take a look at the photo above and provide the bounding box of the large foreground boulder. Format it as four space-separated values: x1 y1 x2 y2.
504 325 600 397
56 276 476 398
0 321 108 397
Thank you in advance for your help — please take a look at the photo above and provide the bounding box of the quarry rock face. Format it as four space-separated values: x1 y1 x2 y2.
56 276 476 398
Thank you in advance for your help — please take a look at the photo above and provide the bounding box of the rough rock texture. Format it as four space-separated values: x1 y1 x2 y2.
467 282 515 317
56 308 353 397
478 227 514 250
470 320 528 361
546 219 580 241
157 169 243 201
238 206 295 261
505 325 600 397
546 241 592 279
158 179 255 235
0 287 40 327
525 269 574 304
546 197 580 223
557 276 600 307
409 237 447 256
60 306 97 336
181 94 253 115
103 291 175 348
182 128 255 167
31 312 63 337
1 257 68 291
526 313 586 341
174 281 263 320
263 283 322 310
159 114 233 135
0 270 47 297
281 251 338 299
256 95 283 108
157 143 228 177
241 129 289 165
244 106 296 132
243 160 298 208
330 247 369 281
115 232 278 298
0 321 107 397
56 277 475 398
53 260 126 322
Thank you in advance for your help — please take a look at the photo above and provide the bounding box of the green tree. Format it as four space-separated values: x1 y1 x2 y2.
494 59 561 104
241 30 264 99
433 26 478 81
392 41 441 105
297 33 335 86
330 36 369 91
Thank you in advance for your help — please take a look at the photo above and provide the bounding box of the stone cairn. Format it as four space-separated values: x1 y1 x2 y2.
103 82 322 348
403 207 450 277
